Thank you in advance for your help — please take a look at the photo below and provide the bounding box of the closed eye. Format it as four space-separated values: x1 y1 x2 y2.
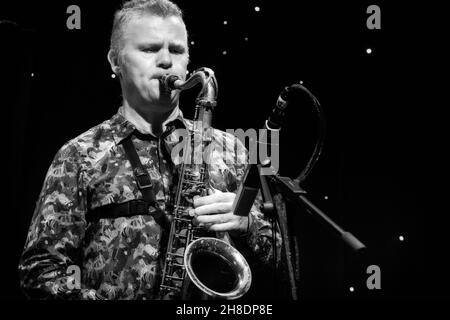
169 44 186 55
139 43 187 55
141 44 161 53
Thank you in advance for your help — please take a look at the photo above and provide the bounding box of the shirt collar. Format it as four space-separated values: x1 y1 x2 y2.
109 106 190 145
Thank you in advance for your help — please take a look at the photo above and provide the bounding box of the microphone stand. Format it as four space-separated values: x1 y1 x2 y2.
268 173 366 252
233 83 366 300
236 163 366 300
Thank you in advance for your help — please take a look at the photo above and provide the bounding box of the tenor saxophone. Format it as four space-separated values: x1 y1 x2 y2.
158 68 252 300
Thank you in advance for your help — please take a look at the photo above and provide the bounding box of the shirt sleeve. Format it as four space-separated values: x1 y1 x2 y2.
230 136 282 267
244 191 282 266
18 142 97 299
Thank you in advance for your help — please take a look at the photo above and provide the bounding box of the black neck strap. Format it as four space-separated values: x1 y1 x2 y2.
122 135 156 205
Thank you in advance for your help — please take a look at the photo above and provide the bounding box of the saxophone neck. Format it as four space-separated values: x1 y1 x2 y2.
187 68 218 112
188 68 217 129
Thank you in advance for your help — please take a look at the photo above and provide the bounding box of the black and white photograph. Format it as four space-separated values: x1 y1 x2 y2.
1 0 442 313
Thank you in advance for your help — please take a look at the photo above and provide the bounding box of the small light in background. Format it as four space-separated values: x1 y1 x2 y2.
222 50 227 55
111 74 116 79
299 80 303 84
190 41 195 45
399 235 405 241
223 20 228 25
366 48 372 54
255 6 260 12
349 287 354 292
324 196 328 200
31 73 34 77
186 70 190 75
244 37 249 41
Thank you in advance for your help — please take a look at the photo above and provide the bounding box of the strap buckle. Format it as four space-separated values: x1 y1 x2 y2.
133 167 153 189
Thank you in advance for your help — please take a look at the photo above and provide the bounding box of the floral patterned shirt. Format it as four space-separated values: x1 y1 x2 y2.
18 107 281 300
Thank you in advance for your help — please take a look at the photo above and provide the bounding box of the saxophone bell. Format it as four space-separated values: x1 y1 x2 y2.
183 237 252 300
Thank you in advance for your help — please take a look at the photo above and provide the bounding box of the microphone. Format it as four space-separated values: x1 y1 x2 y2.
266 86 289 130
259 83 307 172
266 83 304 130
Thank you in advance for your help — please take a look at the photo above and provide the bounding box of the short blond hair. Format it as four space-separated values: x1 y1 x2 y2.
110 0 185 55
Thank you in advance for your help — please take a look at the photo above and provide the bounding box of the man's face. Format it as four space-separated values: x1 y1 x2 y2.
117 14 189 112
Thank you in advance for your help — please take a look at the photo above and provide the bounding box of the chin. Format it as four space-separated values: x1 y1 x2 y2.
158 94 174 106
155 97 177 112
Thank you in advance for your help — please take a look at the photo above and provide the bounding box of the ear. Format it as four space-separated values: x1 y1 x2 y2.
107 49 121 75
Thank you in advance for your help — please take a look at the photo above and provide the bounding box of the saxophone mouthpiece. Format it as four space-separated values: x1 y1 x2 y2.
160 74 182 92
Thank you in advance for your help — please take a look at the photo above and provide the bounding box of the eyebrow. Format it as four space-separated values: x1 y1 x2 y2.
138 40 187 51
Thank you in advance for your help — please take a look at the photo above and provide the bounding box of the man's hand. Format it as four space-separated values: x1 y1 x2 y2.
191 189 249 236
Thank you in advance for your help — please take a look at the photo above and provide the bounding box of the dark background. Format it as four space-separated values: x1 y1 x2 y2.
1 0 441 303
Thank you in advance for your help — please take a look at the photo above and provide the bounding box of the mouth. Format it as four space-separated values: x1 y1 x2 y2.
152 73 177 80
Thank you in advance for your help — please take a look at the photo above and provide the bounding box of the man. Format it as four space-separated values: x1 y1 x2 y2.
19 0 281 300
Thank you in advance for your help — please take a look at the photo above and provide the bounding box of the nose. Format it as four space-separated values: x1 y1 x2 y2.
156 49 172 69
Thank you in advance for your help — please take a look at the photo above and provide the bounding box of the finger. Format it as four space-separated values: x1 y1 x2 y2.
207 222 238 232
194 202 232 216
193 192 234 207
194 212 233 225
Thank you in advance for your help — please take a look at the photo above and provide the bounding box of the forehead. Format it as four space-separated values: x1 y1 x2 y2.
122 14 188 44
